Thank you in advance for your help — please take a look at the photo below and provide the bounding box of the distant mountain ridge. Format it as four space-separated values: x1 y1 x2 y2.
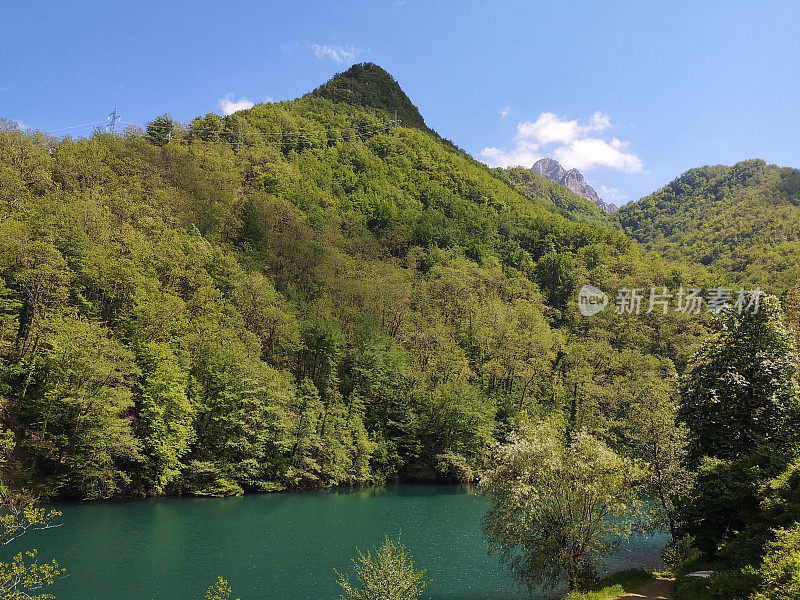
501 166 614 225
617 158 800 292
531 158 616 213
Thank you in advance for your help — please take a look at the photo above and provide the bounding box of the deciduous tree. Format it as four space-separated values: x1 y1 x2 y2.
481 422 641 592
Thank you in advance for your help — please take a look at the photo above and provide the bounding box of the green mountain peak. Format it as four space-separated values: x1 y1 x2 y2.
309 62 426 129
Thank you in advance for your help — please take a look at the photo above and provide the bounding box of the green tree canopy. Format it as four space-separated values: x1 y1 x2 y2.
679 295 800 464
752 524 800 600
480 422 642 592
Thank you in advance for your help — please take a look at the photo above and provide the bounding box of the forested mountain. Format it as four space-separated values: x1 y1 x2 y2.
0 64 712 500
617 159 800 293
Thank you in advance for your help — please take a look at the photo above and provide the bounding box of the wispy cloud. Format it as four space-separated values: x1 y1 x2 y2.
0 87 8 94
480 111 643 174
598 185 627 204
312 43 358 64
500 106 510 118
218 93 255 116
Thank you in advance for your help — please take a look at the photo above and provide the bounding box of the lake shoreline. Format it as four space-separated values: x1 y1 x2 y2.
41 479 479 506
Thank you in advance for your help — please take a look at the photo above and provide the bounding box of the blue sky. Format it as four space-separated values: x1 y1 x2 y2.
2 1 799 204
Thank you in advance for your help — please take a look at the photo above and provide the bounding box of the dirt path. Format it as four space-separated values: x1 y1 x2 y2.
613 577 674 600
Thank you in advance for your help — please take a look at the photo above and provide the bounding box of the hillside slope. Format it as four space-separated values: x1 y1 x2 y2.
0 67 710 500
617 159 800 292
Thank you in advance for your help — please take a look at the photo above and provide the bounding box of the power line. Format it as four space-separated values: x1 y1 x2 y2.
33 110 401 146
121 120 395 138
46 121 107 133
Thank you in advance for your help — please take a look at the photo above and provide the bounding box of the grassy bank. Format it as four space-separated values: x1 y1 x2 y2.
564 569 656 600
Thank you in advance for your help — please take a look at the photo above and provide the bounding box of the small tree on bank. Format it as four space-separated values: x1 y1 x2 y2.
480 423 641 592
621 378 693 545
336 536 428 600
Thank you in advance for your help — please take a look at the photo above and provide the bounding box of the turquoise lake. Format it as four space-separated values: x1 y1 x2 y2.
6 485 667 599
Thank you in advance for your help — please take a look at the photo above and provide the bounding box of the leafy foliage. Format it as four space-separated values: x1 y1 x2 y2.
480 422 642 592
752 524 800 600
311 63 426 130
0 429 65 599
335 536 428 600
675 296 800 598
679 296 800 464
204 577 239 600
501 166 613 225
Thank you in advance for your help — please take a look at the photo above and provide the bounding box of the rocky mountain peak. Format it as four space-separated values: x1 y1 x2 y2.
531 158 616 212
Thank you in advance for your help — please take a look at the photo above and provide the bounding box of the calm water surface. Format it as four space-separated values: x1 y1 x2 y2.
7 485 666 600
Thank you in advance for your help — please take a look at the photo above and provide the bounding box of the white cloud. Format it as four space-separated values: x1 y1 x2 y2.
598 185 627 204
588 111 611 131
219 93 255 116
500 107 510 118
479 111 642 174
553 137 642 173
0 87 8 94
312 43 358 64
479 145 542 171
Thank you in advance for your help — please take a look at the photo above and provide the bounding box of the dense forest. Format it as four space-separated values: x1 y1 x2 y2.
617 159 800 292
0 64 711 501
2 63 800 600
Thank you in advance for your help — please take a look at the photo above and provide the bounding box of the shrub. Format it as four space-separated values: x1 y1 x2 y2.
752 524 800 600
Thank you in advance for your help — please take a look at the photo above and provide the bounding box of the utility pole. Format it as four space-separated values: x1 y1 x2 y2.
107 106 121 133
